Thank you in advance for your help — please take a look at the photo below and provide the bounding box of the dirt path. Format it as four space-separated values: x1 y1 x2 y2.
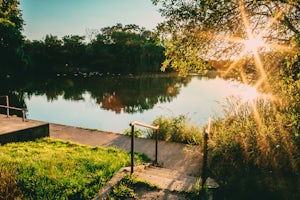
50 123 203 177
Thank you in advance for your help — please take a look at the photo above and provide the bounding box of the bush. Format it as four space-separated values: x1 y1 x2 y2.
148 115 203 145
123 128 145 138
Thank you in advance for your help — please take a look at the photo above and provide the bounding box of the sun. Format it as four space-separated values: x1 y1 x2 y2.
242 36 266 53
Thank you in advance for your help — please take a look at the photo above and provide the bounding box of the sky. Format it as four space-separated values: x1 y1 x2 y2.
19 0 164 40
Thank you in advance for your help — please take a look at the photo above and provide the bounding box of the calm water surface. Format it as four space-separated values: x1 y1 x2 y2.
20 74 259 133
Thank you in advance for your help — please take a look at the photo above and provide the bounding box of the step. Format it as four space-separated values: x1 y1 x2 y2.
134 166 201 192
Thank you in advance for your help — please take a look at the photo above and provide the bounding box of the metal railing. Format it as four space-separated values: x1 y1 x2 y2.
0 95 26 122
202 117 211 188
129 121 159 174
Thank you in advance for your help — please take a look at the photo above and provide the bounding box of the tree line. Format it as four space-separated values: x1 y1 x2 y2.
23 24 165 77
1 0 165 78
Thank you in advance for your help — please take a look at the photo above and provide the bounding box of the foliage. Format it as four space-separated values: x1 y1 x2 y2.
209 96 300 199
211 97 299 171
110 182 137 199
187 179 210 200
107 176 141 199
107 175 158 199
208 53 300 197
153 0 299 74
124 128 145 138
22 23 165 76
152 1 300 198
0 0 25 76
274 54 300 133
0 138 145 199
149 115 203 145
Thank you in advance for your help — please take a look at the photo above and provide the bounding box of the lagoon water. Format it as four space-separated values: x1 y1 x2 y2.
14 74 260 133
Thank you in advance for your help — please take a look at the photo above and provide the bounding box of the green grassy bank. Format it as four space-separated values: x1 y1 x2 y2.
0 138 144 200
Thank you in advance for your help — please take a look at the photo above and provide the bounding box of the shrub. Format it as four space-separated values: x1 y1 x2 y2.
123 128 145 138
148 115 203 145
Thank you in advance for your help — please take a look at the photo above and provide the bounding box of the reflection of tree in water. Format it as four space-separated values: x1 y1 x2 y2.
0 74 191 114
89 75 191 113
97 93 124 113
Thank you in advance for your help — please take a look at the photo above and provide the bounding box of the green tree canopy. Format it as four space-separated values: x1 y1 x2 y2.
23 24 165 75
86 23 164 73
0 0 24 75
152 0 299 76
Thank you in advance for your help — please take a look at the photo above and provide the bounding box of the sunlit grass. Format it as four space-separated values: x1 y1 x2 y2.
209 96 300 199
0 138 145 199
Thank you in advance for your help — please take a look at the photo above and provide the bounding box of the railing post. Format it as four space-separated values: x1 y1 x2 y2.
202 117 211 187
129 121 159 174
130 123 135 174
155 130 158 165
22 109 26 122
6 95 9 118
0 96 25 122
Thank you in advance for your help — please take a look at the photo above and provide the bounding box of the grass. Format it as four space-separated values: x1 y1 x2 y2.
106 175 156 199
0 138 145 200
209 97 300 199
145 96 300 199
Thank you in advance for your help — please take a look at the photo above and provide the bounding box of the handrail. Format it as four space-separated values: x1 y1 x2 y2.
129 121 159 174
0 105 24 111
130 121 159 130
0 95 26 122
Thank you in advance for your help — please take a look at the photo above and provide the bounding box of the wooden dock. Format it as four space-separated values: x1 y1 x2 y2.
0 114 49 145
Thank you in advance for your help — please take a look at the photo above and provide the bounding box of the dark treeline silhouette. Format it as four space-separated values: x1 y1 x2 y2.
0 74 190 114
1 0 25 77
21 23 165 77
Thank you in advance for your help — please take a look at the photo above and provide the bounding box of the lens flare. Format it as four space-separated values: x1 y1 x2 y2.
198 0 299 171
242 37 266 53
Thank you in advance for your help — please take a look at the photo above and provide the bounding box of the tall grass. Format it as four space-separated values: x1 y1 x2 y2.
0 138 144 200
147 96 300 199
209 97 300 199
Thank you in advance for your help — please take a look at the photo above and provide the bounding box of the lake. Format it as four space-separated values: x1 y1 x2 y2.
1 73 259 133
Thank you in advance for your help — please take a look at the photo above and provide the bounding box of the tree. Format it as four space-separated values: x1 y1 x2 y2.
152 0 299 76
62 35 86 68
152 1 300 197
0 0 24 76
88 23 164 73
152 0 300 135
